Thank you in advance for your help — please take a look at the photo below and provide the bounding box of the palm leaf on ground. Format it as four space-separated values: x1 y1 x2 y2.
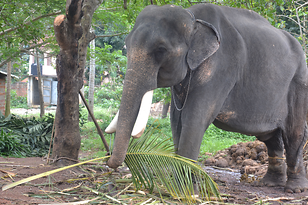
125 128 221 203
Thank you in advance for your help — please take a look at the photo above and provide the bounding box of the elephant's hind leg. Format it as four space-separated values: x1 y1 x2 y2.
283 82 308 193
255 129 287 187
283 125 308 193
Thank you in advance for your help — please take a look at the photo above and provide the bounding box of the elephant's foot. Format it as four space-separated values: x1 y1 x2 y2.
192 183 199 198
285 171 308 193
254 159 286 187
254 171 286 187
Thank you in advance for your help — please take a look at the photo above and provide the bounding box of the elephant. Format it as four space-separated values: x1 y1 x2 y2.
106 3 308 193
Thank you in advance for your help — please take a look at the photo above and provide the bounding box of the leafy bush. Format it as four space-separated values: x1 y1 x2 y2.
79 105 88 128
11 90 28 108
0 113 54 157
153 87 171 104
0 130 30 157
84 83 123 109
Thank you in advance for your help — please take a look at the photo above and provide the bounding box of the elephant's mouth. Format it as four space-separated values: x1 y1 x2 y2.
105 90 154 138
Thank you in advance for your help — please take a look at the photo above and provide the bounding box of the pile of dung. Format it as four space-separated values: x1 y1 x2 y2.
204 140 268 176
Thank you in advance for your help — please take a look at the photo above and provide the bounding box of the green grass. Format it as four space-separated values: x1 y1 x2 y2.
3 101 255 159
147 116 255 157
79 106 117 159
200 124 255 161
80 107 255 161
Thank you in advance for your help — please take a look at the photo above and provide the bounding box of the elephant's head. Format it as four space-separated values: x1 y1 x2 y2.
106 5 220 169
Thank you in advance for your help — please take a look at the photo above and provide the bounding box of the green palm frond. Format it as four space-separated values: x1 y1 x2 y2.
124 128 221 203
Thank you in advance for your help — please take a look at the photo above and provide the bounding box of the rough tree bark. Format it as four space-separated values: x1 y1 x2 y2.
52 0 83 165
88 27 95 122
4 60 11 118
52 0 103 165
162 102 170 119
36 50 45 118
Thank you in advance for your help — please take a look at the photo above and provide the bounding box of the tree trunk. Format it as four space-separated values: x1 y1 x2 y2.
36 50 45 118
51 0 103 165
295 2 307 63
162 101 170 119
52 0 84 165
88 27 95 121
4 60 11 117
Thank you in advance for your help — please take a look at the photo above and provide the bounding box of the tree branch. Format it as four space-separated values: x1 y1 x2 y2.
77 0 104 82
124 0 127 9
0 11 62 37
296 1 308 10
95 32 127 38
98 7 122 11
0 40 52 68
276 14 307 33
295 3 307 58
67 0 83 24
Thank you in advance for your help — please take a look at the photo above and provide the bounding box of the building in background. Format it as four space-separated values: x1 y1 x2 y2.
0 72 7 115
27 53 57 107
0 71 18 115
11 78 27 97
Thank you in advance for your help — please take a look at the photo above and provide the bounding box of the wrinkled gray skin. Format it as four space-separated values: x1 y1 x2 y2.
107 4 308 193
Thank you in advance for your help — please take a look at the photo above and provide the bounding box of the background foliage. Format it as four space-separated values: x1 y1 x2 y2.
0 0 306 158
87 0 307 103
0 0 65 81
1 0 306 92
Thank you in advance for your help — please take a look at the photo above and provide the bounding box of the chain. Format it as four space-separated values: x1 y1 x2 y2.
171 69 192 111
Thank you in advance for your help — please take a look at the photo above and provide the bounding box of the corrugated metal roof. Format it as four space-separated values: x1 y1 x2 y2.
0 71 19 79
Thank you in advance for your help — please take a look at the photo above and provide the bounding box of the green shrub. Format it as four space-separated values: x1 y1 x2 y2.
0 113 54 157
0 129 30 157
84 83 122 109
11 90 28 108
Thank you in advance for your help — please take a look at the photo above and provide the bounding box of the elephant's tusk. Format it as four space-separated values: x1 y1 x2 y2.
131 90 153 138
105 90 154 138
104 111 119 134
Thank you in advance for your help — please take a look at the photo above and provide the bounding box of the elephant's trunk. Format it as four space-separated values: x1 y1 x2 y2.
107 68 156 168
107 86 142 168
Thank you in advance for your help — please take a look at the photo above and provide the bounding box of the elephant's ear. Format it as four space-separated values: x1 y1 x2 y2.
187 19 221 70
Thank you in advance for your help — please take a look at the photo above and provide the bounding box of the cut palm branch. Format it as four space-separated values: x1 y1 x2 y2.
125 128 221 203
1 157 109 191
2 128 220 203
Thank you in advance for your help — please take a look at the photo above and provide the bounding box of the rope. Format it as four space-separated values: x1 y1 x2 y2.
268 156 286 160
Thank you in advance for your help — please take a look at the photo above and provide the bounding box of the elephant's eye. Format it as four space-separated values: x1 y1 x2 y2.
154 46 167 62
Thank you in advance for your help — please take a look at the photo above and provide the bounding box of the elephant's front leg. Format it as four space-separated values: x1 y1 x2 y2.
176 122 206 160
170 99 216 196
170 98 217 161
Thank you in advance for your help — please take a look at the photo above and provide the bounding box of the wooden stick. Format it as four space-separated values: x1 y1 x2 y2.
79 90 110 154
47 113 56 164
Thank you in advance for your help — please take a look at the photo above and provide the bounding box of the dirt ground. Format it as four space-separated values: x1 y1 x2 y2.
202 140 308 204
1 144 308 204
2 108 308 204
